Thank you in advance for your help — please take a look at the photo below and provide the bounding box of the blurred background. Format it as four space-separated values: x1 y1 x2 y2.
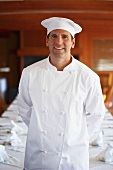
0 0 113 115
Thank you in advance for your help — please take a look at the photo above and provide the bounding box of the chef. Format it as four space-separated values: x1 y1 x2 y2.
17 17 105 170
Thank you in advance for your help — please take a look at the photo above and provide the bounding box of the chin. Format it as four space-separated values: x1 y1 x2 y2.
55 54 66 58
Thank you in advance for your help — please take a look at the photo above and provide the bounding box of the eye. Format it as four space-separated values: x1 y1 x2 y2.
51 34 58 39
62 34 68 39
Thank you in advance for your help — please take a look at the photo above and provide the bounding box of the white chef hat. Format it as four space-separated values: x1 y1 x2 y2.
41 17 82 38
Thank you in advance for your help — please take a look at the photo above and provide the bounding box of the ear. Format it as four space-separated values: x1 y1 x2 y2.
71 38 75 49
46 36 49 47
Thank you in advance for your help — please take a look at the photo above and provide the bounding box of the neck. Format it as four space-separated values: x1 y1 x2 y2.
49 56 72 71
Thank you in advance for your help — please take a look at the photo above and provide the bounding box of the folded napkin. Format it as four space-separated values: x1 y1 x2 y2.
11 120 27 135
90 131 104 147
0 145 24 168
11 120 23 133
97 144 113 164
0 145 10 163
10 131 23 147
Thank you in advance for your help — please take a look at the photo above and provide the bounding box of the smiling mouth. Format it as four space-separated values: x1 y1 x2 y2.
54 47 64 50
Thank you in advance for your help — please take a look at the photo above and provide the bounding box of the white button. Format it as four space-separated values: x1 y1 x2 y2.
60 111 66 115
41 150 48 154
43 110 48 114
64 91 69 95
59 132 64 136
70 70 73 74
44 150 48 154
43 88 47 92
45 67 49 70
41 130 47 134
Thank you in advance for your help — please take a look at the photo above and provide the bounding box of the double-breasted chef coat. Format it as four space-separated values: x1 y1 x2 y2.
17 56 105 170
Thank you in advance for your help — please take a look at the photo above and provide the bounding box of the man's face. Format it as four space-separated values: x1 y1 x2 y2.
46 29 75 59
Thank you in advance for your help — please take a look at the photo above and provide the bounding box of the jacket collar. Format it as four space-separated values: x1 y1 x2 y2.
45 56 76 73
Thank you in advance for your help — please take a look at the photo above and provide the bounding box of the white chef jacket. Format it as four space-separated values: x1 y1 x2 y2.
17 57 105 170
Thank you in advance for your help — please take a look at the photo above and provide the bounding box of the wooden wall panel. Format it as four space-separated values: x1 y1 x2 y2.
0 1 113 11
21 30 46 47
0 0 113 88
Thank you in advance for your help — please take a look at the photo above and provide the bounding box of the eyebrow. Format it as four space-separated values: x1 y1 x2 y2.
47 32 74 40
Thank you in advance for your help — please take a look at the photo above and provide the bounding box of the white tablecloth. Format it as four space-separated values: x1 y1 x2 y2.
0 99 113 170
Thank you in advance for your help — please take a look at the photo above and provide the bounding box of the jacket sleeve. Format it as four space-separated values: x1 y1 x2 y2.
85 75 105 143
17 68 32 127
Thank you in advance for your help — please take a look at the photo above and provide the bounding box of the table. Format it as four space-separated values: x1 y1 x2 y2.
0 99 113 170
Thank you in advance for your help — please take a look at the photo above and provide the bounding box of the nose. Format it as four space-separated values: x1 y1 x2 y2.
55 36 63 45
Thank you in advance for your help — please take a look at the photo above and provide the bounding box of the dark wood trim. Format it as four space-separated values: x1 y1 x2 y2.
1 13 113 31
0 1 113 12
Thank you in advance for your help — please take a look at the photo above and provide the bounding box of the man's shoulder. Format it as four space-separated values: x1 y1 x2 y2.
74 59 99 80
23 58 47 72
